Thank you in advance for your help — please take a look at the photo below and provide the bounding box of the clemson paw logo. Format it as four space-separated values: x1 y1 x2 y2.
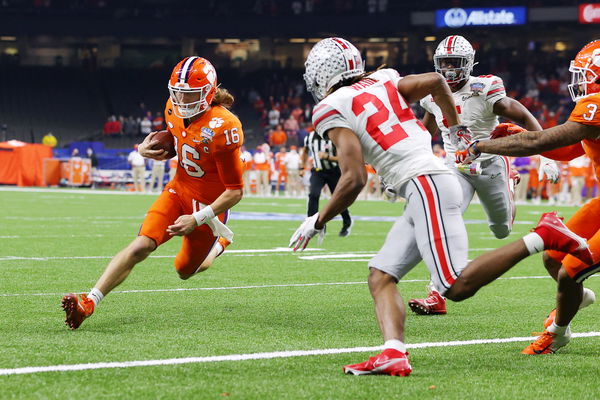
209 117 224 129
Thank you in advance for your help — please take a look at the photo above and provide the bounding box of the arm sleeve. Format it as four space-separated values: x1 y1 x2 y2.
214 121 245 190
485 76 506 109
541 142 586 162
312 102 352 138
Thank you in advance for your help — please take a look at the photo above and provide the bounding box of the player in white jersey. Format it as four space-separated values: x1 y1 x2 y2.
288 37 592 377
410 35 561 315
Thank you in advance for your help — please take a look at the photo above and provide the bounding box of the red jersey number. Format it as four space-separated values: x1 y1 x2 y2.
351 81 413 150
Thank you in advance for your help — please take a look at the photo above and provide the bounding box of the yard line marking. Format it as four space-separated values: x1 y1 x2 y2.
0 248 324 261
0 248 502 262
1 275 595 297
1 332 599 376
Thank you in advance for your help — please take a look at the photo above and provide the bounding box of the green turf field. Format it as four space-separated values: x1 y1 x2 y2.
0 188 598 399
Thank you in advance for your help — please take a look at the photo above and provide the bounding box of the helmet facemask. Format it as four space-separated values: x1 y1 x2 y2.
168 82 213 119
434 55 474 85
568 60 599 102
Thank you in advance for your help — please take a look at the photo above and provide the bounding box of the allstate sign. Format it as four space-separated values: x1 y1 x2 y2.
436 7 527 28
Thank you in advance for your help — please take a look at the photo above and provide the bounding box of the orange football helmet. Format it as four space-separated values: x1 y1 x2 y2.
568 40 600 102
168 56 217 118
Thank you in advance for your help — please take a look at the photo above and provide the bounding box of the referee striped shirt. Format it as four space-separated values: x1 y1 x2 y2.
304 130 339 171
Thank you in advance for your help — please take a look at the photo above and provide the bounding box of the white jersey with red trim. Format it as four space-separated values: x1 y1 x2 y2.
420 75 506 161
311 68 449 191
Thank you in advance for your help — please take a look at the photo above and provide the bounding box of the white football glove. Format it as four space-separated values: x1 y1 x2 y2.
289 213 326 252
539 156 560 184
449 124 473 150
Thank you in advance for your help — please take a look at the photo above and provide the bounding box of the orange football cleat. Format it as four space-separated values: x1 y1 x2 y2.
543 309 557 329
61 293 95 330
522 330 570 355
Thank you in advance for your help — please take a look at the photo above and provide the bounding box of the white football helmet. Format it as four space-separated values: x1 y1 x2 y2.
434 35 477 85
304 37 364 102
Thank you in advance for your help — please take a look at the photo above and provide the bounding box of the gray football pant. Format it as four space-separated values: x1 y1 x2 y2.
369 173 468 294
451 156 515 239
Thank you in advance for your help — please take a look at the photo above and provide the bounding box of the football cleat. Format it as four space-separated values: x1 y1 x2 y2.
522 330 571 355
532 212 594 265
543 309 557 329
408 291 447 315
343 349 412 376
61 293 95 330
339 221 353 237
543 288 595 328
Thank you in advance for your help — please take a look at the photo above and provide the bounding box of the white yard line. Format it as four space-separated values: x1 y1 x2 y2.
1 332 599 376
1 275 594 298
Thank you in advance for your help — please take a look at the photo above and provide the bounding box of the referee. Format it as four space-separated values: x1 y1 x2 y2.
301 130 353 237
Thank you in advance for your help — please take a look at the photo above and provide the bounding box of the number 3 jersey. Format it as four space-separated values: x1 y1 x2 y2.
164 98 245 204
312 68 449 191
568 92 600 181
419 75 506 161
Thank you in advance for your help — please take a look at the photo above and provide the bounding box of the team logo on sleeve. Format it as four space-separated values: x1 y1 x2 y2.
469 82 485 95
209 117 224 129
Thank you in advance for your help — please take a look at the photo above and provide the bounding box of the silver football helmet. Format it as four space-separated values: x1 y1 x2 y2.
434 35 477 84
304 37 364 102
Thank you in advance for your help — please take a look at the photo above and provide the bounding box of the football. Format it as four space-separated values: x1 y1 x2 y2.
151 129 176 158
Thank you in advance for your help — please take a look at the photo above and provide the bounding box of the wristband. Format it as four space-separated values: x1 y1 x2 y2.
192 205 215 226
470 140 481 156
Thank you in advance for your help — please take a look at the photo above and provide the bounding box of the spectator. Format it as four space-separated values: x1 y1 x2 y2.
103 116 121 135
86 147 99 189
147 159 165 193
152 112 164 131
269 124 287 151
283 115 299 147
253 146 270 196
268 106 280 127
284 145 302 197
42 131 57 147
140 116 152 137
128 144 146 192
240 145 254 195
123 116 139 136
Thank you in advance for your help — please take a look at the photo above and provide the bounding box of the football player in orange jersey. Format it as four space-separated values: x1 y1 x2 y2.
456 40 600 354
61 57 245 330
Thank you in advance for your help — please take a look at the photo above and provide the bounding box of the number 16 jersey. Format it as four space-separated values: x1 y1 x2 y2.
311 69 449 191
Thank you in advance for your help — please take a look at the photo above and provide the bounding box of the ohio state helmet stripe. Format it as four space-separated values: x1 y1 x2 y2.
446 35 456 54
179 56 199 84
331 37 354 70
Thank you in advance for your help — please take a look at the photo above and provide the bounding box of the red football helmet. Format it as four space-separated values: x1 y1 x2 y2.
168 57 217 118
568 40 600 102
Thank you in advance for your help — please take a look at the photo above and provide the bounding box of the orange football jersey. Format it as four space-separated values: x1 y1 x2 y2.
164 98 244 204
568 93 600 181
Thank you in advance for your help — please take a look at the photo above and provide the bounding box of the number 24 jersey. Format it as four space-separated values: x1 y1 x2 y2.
311 68 449 191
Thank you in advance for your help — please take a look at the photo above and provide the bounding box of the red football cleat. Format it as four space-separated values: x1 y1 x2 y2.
344 349 412 376
408 291 447 315
61 293 95 330
532 212 593 265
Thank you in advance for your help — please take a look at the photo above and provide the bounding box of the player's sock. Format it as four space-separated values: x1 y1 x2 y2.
581 288 596 309
214 242 224 257
522 232 545 255
384 339 406 353
547 321 569 336
88 287 104 306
